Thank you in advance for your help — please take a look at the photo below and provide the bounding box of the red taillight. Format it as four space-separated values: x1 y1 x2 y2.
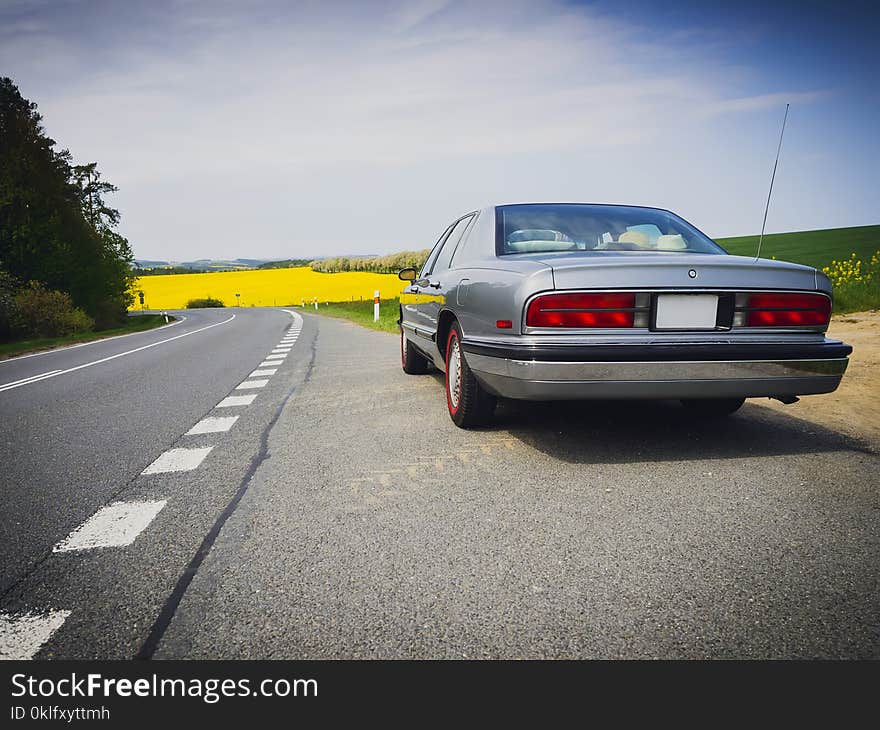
526 293 635 328
744 293 830 327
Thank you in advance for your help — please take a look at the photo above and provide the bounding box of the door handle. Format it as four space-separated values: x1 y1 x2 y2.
427 281 441 289
411 286 420 294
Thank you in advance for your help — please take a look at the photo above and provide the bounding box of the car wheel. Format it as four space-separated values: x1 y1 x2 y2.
400 326 430 374
680 397 745 417
445 322 496 427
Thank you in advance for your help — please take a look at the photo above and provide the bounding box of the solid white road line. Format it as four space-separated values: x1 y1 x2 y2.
264 354 286 361
0 314 236 393
143 447 213 474
236 379 269 390
272 348 291 354
0 370 63 388
53 501 167 552
217 394 257 407
0 316 187 365
250 369 277 377
258 361 278 368
186 415 239 435
0 610 71 660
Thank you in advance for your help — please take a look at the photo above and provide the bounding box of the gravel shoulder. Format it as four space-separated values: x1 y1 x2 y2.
754 310 879 450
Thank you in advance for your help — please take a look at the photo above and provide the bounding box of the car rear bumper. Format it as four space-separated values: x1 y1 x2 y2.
461 340 852 401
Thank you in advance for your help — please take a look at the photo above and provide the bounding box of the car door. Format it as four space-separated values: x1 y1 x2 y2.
416 213 475 361
401 221 455 356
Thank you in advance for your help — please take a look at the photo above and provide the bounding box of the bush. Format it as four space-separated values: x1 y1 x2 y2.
14 281 94 337
824 250 880 314
186 297 225 308
91 294 132 330
0 266 19 339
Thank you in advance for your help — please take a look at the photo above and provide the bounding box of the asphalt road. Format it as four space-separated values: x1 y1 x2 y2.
2 309 878 659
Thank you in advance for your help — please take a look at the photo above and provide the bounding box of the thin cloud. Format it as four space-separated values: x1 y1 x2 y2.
0 0 867 259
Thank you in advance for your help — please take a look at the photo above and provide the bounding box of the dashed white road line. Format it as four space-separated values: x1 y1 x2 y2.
236 379 269 390
217 394 258 407
0 314 236 393
264 354 286 361
250 369 277 377
53 501 167 553
258 360 278 368
272 348 290 354
186 415 239 435
143 447 213 474
0 610 71 660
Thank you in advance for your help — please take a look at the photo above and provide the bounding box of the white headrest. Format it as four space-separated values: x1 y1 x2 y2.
618 231 650 247
657 234 687 250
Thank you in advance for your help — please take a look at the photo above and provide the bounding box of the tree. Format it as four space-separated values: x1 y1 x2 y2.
0 77 134 329
72 162 120 230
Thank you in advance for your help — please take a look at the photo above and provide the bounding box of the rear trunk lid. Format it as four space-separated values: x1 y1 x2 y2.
535 252 819 292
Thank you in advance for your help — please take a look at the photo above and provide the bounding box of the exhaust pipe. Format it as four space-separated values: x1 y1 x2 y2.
770 395 799 405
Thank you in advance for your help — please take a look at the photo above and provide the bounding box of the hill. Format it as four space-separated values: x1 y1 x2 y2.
716 225 879 270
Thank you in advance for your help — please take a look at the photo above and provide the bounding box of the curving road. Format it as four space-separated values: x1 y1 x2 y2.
1 309 878 659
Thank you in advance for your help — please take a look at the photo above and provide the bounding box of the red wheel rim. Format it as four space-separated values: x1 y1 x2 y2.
445 328 461 415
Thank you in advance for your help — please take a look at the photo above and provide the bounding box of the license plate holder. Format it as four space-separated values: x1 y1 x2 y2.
653 294 719 330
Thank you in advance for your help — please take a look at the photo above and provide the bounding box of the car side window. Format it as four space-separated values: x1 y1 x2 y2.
450 210 485 267
419 223 455 278
427 215 474 275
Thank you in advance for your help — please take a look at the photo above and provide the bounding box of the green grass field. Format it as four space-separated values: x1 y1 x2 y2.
716 224 880 270
312 297 401 334
0 314 173 359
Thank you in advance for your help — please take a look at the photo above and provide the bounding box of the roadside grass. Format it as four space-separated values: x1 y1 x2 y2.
0 314 173 360
716 224 879 270
829 279 880 314
308 297 400 334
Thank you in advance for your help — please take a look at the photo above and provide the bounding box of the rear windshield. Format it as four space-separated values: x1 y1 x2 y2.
496 204 726 256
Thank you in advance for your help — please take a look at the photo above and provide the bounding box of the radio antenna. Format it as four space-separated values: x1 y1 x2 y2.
755 103 790 261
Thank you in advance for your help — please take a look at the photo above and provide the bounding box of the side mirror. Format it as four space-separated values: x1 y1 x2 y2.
398 268 417 281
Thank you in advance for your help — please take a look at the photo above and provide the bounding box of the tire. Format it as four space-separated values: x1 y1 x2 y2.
445 322 496 427
680 397 745 418
400 326 430 374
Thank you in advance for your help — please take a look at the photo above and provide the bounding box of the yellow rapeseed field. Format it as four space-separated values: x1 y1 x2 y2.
132 267 404 310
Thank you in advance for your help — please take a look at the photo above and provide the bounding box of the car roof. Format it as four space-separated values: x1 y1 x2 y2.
485 202 677 215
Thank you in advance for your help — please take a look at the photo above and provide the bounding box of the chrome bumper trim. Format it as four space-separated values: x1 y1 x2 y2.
466 353 849 401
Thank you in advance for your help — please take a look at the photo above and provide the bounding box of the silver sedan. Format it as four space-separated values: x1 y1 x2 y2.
398 203 851 428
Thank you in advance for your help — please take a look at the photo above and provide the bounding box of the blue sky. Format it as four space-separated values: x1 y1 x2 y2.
1 0 876 260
